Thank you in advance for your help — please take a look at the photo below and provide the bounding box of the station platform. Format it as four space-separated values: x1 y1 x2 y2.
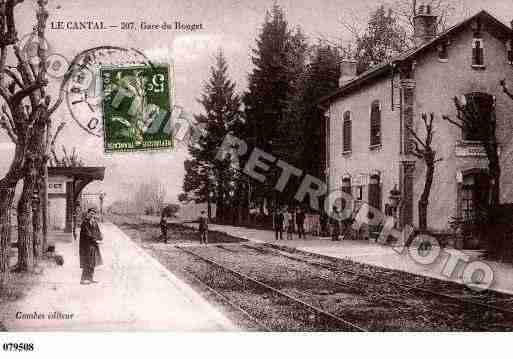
198 223 513 296
2 223 235 331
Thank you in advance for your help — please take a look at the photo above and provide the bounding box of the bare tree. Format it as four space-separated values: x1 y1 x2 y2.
406 113 442 231
50 146 84 167
0 0 66 281
392 0 464 38
329 0 464 59
133 180 167 215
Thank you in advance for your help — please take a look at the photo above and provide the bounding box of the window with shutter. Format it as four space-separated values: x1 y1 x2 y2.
342 177 351 194
472 39 484 67
343 111 351 152
368 174 381 210
355 185 363 200
370 100 381 147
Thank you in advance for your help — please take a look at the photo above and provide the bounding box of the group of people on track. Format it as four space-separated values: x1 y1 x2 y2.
273 205 350 242
272 207 307 241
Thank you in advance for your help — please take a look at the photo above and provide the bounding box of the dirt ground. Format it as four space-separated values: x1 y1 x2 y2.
107 214 513 331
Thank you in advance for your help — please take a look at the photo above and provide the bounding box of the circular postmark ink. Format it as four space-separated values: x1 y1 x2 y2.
64 46 155 138
45 53 70 79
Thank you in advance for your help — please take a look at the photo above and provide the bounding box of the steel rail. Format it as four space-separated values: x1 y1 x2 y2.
258 243 513 317
239 243 445 314
181 266 268 331
176 245 368 332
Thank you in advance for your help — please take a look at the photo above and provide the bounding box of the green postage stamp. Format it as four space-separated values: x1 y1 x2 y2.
100 64 173 152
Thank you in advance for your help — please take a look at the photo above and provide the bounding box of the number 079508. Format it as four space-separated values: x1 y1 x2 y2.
2 342 35 351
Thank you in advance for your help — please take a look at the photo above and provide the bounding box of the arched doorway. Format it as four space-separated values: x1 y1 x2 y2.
458 169 490 222
457 168 490 248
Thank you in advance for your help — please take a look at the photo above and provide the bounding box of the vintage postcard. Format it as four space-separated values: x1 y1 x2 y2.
1 0 513 357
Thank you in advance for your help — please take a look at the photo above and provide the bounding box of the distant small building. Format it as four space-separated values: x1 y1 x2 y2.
320 9 513 235
48 167 105 231
177 202 216 221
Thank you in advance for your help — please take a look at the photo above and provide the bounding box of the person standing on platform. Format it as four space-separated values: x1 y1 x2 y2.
79 207 103 285
285 207 294 240
160 215 168 243
198 210 209 245
273 207 284 240
296 208 306 239
320 212 328 237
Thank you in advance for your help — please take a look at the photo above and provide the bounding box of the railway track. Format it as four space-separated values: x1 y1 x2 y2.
253 242 513 319
179 244 491 330
180 266 267 330
176 245 367 332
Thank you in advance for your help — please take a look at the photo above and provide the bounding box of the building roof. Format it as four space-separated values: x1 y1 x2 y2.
48 167 105 181
319 10 513 106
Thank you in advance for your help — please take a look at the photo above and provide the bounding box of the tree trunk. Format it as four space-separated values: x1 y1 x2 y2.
216 184 224 223
32 181 43 261
41 162 49 252
487 144 501 210
16 112 46 272
16 177 36 272
207 196 212 221
0 143 28 288
418 160 434 231
0 187 15 289
482 141 501 254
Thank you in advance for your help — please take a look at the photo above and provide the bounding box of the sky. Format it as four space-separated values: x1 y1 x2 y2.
1 0 513 205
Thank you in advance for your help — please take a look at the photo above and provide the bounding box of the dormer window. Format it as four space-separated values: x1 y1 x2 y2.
438 42 448 61
472 38 485 67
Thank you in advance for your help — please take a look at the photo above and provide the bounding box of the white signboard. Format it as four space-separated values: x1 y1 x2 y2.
455 143 501 158
48 182 66 195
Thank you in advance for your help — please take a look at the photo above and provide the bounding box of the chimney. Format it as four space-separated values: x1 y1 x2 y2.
339 60 357 87
414 4 438 47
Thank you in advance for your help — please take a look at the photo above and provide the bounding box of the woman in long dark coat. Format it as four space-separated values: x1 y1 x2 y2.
80 208 103 284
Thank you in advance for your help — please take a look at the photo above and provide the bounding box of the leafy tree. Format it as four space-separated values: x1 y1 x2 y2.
243 3 307 208
181 159 209 203
181 50 242 221
299 44 340 181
